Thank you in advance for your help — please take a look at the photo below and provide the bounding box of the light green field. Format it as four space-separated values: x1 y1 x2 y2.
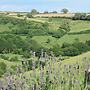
70 20 90 32
30 17 90 48
7 16 90 33
0 24 10 32
34 18 90 32
0 15 90 90
0 53 22 59
32 33 90 48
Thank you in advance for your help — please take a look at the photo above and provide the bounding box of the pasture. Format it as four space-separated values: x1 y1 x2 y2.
0 15 90 90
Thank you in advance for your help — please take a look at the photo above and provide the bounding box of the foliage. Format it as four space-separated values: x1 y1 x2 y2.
69 30 90 35
52 44 63 56
9 56 19 62
26 13 33 18
0 55 9 60
62 46 80 56
59 20 70 32
17 13 23 17
52 40 90 57
72 13 90 20
0 15 49 36
0 62 7 77
51 20 70 38
31 9 39 15
61 8 69 14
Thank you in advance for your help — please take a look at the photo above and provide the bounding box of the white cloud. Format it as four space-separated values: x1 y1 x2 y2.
0 5 17 8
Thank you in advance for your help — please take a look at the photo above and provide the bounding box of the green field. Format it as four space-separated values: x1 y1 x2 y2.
34 18 90 32
0 15 90 90
0 24 10 32
30 18 90 48
32 33 90 48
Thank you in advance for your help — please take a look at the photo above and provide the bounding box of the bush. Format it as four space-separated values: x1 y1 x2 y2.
26 13 33 18
51 20 70 39
0 62 7 77
52 40 90 57
72 42 89 53
52 44 63 57
63 46 80 56
17 14 23 17
22 51 31 58
72 13 90 20
52 30 66 38
86 40 90 46
0 55 9 60
9 56 19 62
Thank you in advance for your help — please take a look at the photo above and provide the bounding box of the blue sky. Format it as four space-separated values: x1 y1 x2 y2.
0 0 90 12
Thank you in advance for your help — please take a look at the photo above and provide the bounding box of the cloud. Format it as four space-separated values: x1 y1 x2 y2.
0 5 17 8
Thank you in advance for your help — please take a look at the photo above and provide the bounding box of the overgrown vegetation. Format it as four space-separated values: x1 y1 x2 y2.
72 13 90 20
0 62 7 77
0 14 90 90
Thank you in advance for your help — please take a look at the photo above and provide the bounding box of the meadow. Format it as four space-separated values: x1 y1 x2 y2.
31 18 90 48
0 14 90 90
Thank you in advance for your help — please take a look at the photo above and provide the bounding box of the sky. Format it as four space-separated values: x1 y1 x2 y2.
0 0 90 12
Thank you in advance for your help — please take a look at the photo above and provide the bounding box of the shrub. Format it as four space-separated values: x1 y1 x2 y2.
17 14 23 17
0 62 7 77
72 42 89 53
52 30 66 38
22 51 31 58
9 56 19 62
0 55 9 60
63 46 80 56
86 40 90 46
52 44 63 57
26 13 33 18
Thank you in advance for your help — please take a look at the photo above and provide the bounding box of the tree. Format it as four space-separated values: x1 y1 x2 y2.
52 20 71 39
17 13 23 17
51 11 57 13
52 44 63 56
86 40 90 46
26 13 33 18
61 42 71 48
31 9 38 15
63 46 80 56
59 20 70 32
61 8 69 14
46 39 51 43
72 13 86 20
43 11 49 14
72 42 89 53
87 15 90 20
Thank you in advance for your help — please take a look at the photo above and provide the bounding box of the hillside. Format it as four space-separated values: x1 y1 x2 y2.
0 51 90 90
0 15 90 90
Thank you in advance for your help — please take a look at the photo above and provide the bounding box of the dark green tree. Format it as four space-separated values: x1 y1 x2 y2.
31 9 38 15
26 13 33 18
61 8 69 14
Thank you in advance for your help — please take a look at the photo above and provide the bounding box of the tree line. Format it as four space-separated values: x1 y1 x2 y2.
72 13 90 20
52 39 90 57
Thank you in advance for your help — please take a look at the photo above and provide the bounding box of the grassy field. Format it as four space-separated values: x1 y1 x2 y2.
32 33 90 48
30 18 90 48
0 15 90 89
0 16 90 49
7 15 90 32
0 24 10 32
70 20 90 32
